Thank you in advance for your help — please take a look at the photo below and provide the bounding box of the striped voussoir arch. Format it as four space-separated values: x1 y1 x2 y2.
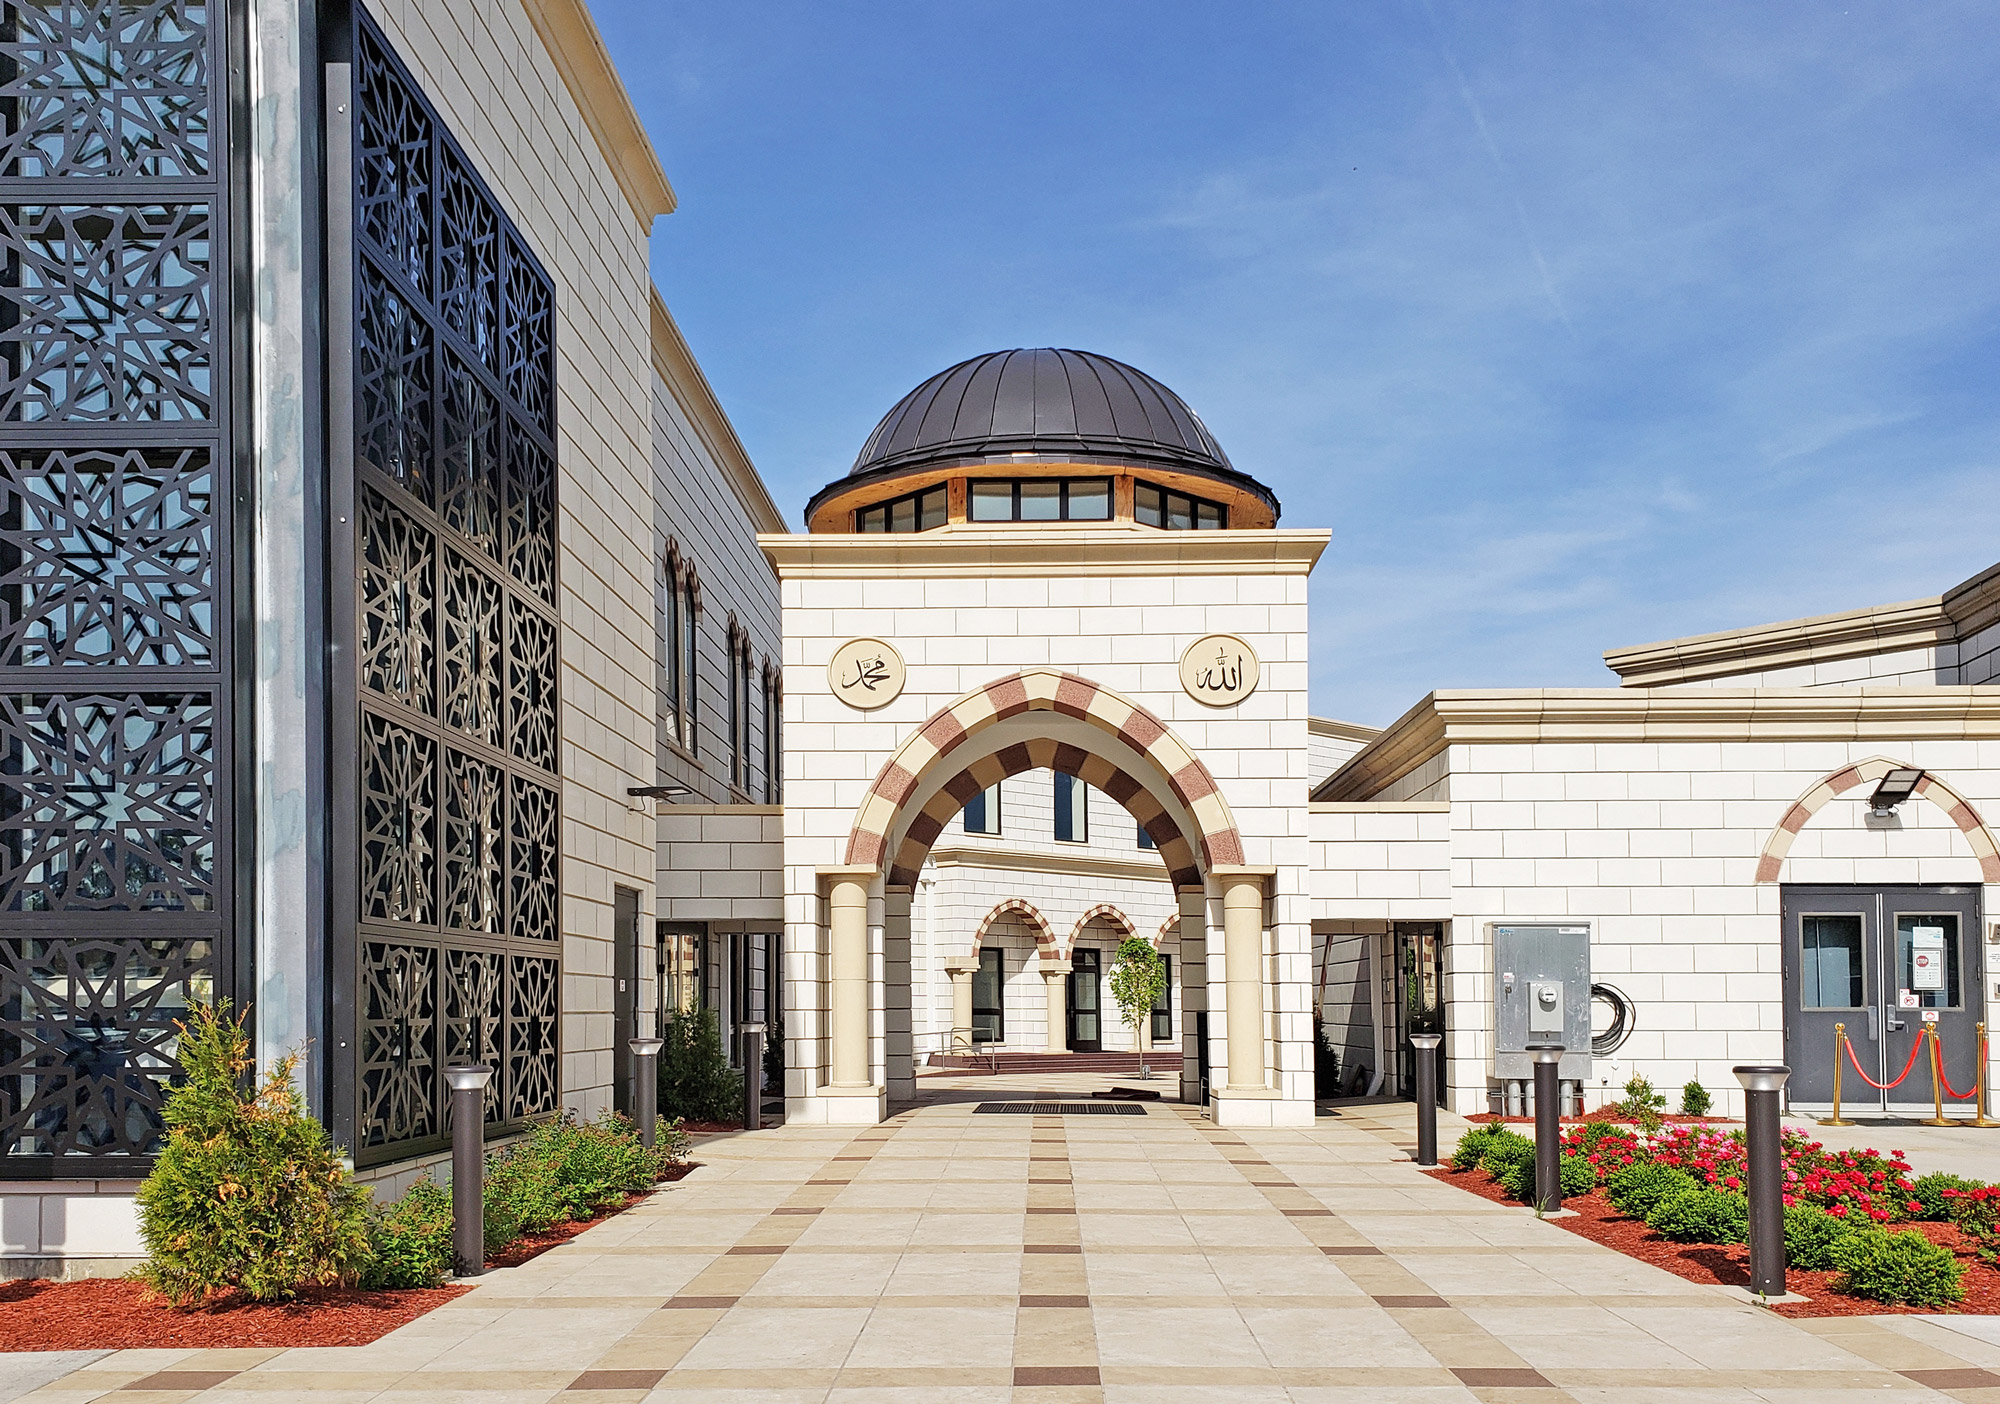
971 898 1059 960
1070 903 1136 953
1156 913 1179 947
843 668 1245 890
1755 757 2000 883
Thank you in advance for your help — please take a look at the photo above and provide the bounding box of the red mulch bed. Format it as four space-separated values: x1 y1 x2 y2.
0 1278 472 1351
1465 1110 1728 1126
0 1165 702 1352
680 1121 751 1135
1424 1165 2000 1317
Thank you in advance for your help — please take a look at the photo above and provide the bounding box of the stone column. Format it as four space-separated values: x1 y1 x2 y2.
943 956 979 1053
1039 957 1071 1053
829 875 870 1087
1222 874 1266 1091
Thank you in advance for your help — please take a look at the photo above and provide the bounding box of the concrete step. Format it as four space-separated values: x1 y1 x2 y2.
929 1051 1184 1074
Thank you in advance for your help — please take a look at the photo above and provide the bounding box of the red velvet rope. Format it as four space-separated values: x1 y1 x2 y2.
1842 1029 1926 1091
1933 1031 1984 1102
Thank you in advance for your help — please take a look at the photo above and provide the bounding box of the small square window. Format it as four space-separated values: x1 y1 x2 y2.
1134 483 1163 526
918 488 948 530
1067 479 1110 519
970 481 1013 521
890 495 917 533
1019 480 1061 521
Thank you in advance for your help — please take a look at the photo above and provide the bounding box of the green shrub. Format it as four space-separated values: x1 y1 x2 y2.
1911 1172 1983 1222
1449 1123 1506 1171
1605 1161 1699 1219
1944 1185 2000 1263
361 1176 455 1290
1560 1154 1596 1198
136 1003 372 1305
1782 1203 1854 1271
1646 1187 1748 1244
659 1007 744 1123
1678 1081 1712 1117
485 1110 687 1246
1830 1227 1965 1307
1618 1075 1666 1134
1477 1128 1535 1178
1499 1153 1536 1200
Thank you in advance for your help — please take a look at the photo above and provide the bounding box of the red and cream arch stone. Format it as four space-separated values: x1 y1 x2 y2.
971 898 1059 960
1069 903 1137 955
843 668 1245 889
1756 756 2000 883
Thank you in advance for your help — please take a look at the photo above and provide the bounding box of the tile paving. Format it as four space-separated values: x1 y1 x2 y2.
13 1091 2000 1403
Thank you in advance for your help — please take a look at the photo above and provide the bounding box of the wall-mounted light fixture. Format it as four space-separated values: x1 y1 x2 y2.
1868 767 1924 817
627 783 693 813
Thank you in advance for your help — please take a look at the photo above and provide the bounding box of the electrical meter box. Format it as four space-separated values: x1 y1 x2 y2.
1491 922 1591 1080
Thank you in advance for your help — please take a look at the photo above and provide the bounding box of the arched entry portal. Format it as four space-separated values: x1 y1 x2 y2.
807 669 1277 1122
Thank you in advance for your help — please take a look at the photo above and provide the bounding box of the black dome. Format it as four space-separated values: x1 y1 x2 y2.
850 348 1236 478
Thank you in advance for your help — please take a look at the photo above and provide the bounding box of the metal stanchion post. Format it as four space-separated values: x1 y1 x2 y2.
1734 1065 1792 1299
1819 1022 1853 1127
740 1021 766 1131
1923 1026 1953 1127
628 1036 664 1148
1974 1023 1998 1129
1528 1043 1564 1215
444 1064 493 1277
1411 1033 1441 1167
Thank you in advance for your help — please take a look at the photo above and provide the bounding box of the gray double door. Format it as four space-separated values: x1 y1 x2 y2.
1782 885 1983 1109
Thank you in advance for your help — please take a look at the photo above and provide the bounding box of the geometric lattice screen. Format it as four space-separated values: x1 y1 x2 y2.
346 14 559 1165
0 0 232 1177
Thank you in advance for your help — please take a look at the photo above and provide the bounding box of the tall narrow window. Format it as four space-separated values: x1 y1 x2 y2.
1150 954 1172 1042
727 625 744 791
664 559 683 747
762 668 781 802
680 576 698 756
963 783 1001 835
1053 771 1087 843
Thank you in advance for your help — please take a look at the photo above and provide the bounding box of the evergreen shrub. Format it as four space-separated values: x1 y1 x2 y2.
1783 1202 1854 1271
1646 1187 1748 1244
136 1003 371 1305
1605 1161 1699 1220
1448 1123 1504 1172
1679 1081 1712 1116
1831 1226 1966 1306
1911 1172 1983 1222
658 1007 744 1123
361 1176 454 1290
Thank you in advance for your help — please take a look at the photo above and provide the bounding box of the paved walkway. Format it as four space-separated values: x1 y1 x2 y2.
15 1091 2000 1403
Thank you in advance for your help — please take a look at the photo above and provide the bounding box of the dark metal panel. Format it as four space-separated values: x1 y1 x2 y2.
988 349 1037 440
1032 348 1077 437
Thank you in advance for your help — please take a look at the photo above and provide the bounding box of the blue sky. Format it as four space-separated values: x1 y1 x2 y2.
594 1 2000 727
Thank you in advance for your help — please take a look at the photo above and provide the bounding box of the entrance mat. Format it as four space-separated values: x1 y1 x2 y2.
974 1102 1148 1115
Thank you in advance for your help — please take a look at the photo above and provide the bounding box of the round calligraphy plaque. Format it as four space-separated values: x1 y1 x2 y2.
828 637 906 710
1179 633 1260 707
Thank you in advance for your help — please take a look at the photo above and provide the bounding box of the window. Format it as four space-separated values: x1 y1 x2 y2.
1053 771 1087 843
857 485 947 533
1150 954 1172 1043
1801 914 1864 1009
727 626 752 793
1896 913 1961 1010
1134 480 1227 530
664 555 686 748
680 575 699 753
972 948 1004 1044
763 669 781 802
968 478 1112 523
962 783 1001 835
1137 823 1156 850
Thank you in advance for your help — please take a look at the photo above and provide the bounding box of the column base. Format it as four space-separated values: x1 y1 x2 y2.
1211 1086 1315 1128
789 1084 887 1125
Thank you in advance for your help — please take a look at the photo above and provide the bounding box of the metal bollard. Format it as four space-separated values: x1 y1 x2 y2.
740 1021 766 1131
628 1036 664 1148
1528 1043 1564 1215
1975 1023 1998 1129
1411 1033 1441 1167
444 1064 493 1277
1923 1026 1953 1128
1734 1065 1792 1298
1818 1022 1854 1127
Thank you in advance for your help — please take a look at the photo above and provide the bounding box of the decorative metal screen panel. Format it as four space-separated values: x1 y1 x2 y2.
341 14 558 1166
0 0 235 1177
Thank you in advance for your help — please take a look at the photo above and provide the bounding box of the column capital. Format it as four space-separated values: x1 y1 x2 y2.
943 955 981 975
1035 957 1072 977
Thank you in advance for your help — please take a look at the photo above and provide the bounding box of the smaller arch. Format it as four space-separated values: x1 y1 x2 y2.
1156 914 1179 948
1756 757 2000 883
970 898 1058 961
1068 903 1136 957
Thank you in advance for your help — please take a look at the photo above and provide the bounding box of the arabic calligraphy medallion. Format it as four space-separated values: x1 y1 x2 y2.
1179 633 1260 707
828 637 906 710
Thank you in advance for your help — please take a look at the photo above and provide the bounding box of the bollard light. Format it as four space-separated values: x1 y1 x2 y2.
444 1064 494 1276
1528 1043 1564 1215
1410 1033 1442 1167
628 1036 664 1149
1734 1065 1792 1298
739 1022 766 1131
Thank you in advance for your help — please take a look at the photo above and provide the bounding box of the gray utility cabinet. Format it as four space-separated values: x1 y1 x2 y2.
1490 922 1592 1080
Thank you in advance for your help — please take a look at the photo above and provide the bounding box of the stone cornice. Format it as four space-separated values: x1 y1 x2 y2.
649 290 786 534
660 803 783 817
1308 716 1381 743
1313 687 2000 802
520 0 676 224
927 844 1171 885
1308 802 1450 814
758 527 1332 578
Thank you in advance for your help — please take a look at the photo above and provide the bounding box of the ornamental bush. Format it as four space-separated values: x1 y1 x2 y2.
486 1110 686 1242
658 1006 743 1123
1618 1074 1667 1134
361 1175 455 1290
1783 1202 1854 1271
1479 1129 1536 1182
136 1003 372 1305
1560 1123 1642 1183
1449 1123 1507 1172
1830 1226 1966 1307
1944 1185 2000 1263
1605 1161 1700 1220
1647 1187 1748 1245
1912 1172 1983 1222
1649 1125 1918 1222
1560 1153 1596 1198
1679 1081 1712 1117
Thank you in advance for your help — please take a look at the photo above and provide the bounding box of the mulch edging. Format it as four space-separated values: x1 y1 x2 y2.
1423 1165 2000 1317
0 1164 701 1352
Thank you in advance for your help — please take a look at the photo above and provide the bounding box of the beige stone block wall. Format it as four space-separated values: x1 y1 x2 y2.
370 0 660 1119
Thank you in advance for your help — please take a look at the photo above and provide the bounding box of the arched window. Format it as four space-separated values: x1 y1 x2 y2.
680 569 700 755
763 666 782 803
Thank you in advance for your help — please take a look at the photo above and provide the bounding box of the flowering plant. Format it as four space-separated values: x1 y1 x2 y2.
1559 1124 1643 1184
1647 1125 1916 1222
1943 1186 2000 1262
